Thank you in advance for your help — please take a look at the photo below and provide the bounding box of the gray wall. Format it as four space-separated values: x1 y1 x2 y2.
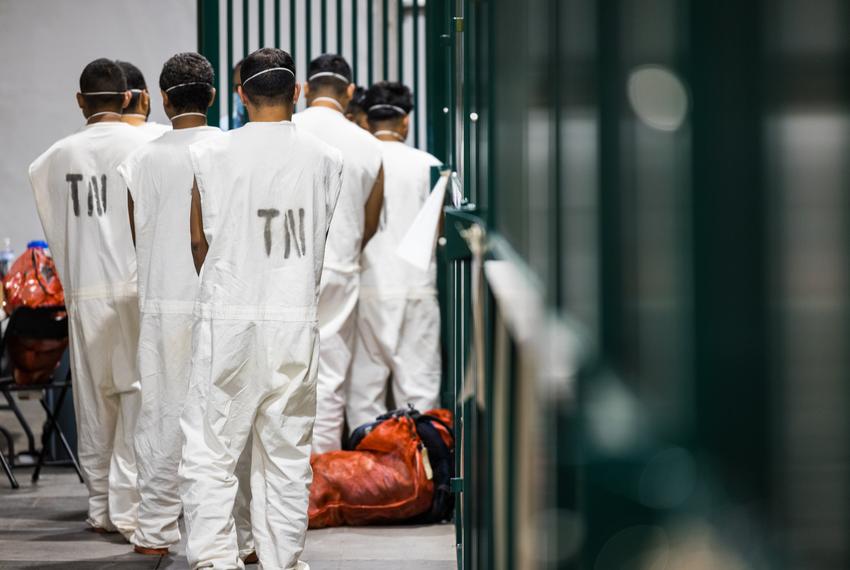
0 0 196 255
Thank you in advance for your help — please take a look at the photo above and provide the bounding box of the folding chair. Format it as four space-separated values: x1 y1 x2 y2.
0 306 84 487
0 425 18 488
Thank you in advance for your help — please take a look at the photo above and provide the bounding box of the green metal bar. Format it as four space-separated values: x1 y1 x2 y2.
274 0 280 47
397 0 403 81
352 0 359 83
259 0 265 47
424 0 448 162
337 0 343 52
306 0 313 64
321 0 328 53
382 0 388 79
290 0 296 61
412 0 419 145
367 0 374 84
228 0 234 129
242 0 249 56
197 0 221 127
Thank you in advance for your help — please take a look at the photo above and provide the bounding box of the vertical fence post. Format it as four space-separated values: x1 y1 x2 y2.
197 0 221 127
307 0 313 64
352 0 359 83
397 0 404 82
259 0 265 46
368 0 374 84
290 0 297 61
382 0 389 79
321 0 328 53
274 0 280 47
243 0 250 56
337 0 343 53
227 0 234 129
413 0 419 146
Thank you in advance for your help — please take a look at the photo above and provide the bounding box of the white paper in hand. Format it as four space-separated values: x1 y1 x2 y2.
396 171 451 271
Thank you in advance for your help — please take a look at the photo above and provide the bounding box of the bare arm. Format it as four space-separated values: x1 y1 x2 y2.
127 190 136 247
362 165 384 249
190 179 209 274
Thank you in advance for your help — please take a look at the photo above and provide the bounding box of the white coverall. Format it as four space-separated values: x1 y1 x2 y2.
136 121 172 140
346 141 443 430
179 121 343 570
118 126 253 554
29 121 150 537
292 106 382 452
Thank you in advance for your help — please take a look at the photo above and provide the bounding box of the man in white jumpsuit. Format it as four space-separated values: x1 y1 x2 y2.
116 60 171 140
346 82 442 430
118 52 255 561
293 54 384 453
179 47 343 570
28 58 149 538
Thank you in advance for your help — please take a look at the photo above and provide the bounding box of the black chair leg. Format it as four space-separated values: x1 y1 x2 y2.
33 384 82 483
1 384 37 456
0 426 19 489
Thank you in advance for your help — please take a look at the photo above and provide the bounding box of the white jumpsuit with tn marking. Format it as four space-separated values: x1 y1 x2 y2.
292 106 382 452
118 126 253 554
29 121 150 537
179 122 343 570
346 141 442 429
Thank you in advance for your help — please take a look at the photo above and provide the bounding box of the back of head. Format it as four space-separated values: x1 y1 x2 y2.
79 58 127 112
160 52 215 114
115 60 147 113
240 48 296 107
307 54 352 98
364 81 413 125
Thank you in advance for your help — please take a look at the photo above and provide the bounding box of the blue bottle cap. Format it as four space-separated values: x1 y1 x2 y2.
27 240 49 249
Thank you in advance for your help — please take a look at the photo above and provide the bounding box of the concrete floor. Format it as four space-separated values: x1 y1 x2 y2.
0 469 457 570
0 393 457 570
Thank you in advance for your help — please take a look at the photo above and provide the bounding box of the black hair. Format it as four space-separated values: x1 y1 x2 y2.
159 52 215 114
115 61 147 112
364 81 414 122
240 48 296 106
346 86 367 115
79 58 127 109
307 54 352 97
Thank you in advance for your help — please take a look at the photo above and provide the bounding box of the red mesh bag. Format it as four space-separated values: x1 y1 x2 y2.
2 245 64 312
3 246 67 385
308 409 454 529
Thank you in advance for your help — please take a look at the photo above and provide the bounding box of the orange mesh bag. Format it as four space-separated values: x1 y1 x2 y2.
308 408 454 529
2 244 67 385
2 242 64 312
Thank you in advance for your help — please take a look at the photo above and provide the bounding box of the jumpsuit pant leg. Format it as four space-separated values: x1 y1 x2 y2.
314 268 359 453
69 296 141 536
249 323 318 569
107 296 142 538
345 297 393 430
234 435 256 559
390 297 442 413
133 313 193 549
180 319 316 570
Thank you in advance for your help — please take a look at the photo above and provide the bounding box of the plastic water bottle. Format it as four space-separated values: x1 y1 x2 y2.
0 238 14 279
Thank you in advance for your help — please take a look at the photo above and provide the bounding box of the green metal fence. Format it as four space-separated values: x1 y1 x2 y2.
433 0 850 569
197 0 428 148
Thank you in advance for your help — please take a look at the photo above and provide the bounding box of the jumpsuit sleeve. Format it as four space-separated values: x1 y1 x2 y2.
117 151 142 223
188 143 217 245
